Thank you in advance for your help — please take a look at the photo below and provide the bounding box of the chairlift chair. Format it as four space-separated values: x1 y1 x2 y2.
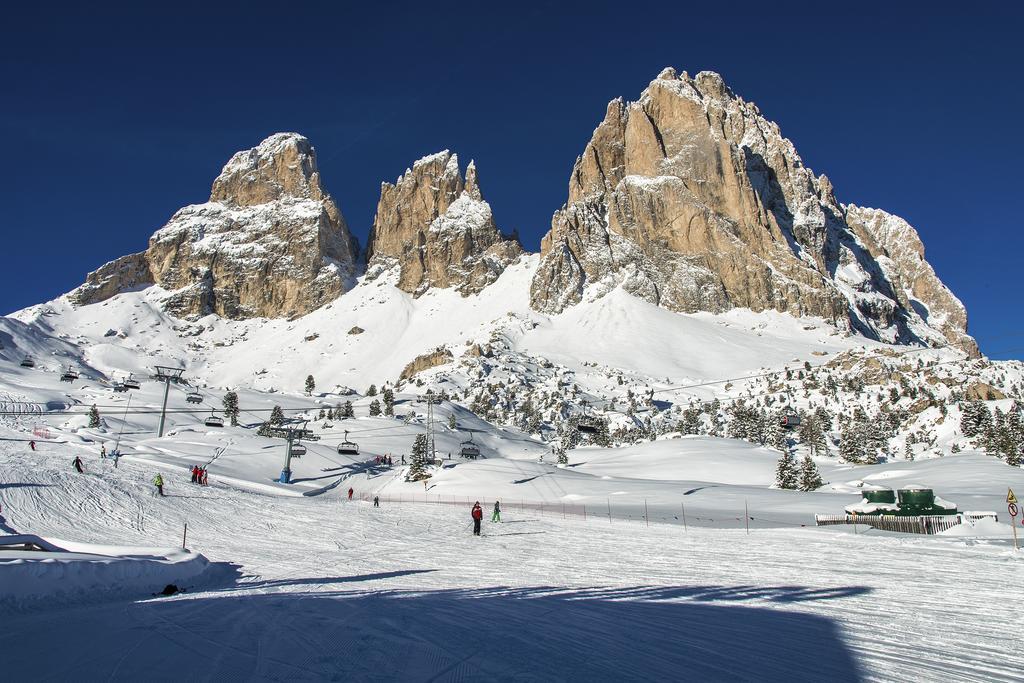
459 433 481 459
123 373 141 390
781 413 801 429
204 409 225 428
60 366 79 382
20 356 35 368
290 442 307 457
186 390 203 404
576 416 600 434
336 430 359 456
112 382 128 393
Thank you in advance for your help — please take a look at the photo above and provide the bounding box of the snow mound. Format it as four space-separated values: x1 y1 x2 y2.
0 535 219 608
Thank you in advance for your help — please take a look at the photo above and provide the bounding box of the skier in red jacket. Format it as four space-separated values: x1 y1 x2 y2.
348 487 354 501
471 502 483 536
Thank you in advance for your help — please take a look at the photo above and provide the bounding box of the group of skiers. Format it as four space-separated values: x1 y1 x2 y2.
373 454 394 467
190 465 209 486
470 501 501 535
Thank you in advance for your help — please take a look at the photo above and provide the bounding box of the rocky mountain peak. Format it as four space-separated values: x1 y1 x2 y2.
72 133 358 319
531 68 978 356
366 151 521 296
210 132 326 207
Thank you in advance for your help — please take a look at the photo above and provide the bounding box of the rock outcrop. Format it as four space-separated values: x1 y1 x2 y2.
530 67 977 356
366 151 521 296
399 347 454 381
72 133 358 319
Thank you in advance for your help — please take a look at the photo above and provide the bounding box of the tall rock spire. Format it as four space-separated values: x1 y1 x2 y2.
530 68 977 356
366 151 521 296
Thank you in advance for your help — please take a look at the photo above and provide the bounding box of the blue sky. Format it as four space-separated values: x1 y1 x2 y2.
2 2 1021 359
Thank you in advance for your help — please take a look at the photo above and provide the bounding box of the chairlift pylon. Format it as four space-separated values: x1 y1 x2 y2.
337 430 359 456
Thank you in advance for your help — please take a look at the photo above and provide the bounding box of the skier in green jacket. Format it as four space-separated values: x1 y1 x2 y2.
153 473 165 497
491 500 501 523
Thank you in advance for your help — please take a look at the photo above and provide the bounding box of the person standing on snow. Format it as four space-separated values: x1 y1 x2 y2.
348 487 354 501
191 466 199 484
29 440 36 451
471 501 483 536
72 456 84 473
201 468 208 486
153 473 165 497
491 501 501 523
373 495 380 508
100 445 107 459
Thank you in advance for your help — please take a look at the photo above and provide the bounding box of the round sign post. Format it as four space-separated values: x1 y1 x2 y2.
1009 489 1020 551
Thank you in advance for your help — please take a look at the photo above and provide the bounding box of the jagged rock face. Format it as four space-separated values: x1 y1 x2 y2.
531 68 977 356
72 133 358 319
366 151 521 296
844 205 976 356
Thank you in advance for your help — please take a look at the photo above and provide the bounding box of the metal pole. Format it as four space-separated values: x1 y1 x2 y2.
1012 516 1019 551
644 499 649 527
744 499 750 535
280 434 293 484
158 378 171 437
681 502 687 532
607 498 612 523
182 522 188 549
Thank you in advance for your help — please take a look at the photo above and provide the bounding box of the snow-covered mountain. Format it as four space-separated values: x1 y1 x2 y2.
4 67 1021 467
531 68 976 356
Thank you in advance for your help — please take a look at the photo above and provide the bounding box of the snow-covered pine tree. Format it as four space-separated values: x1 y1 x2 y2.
341 401 354 418
406 434 430 481
366 384 378 397
448 413 457 430
369 399 381 416
305 375 316 395
768 419 788 452
775 451 798 489
382 388 395 417
223 391 240 426
88 405 100 428
798 454 823 491
269 405 285 425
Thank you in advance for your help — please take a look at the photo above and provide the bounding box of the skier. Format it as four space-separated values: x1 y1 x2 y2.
491 500 501 523
72 456 84 473
348 487 354 501
471 502 483 536
29 440 36 451
100 445 107 459
373 495 380 508
201 469 208 486
153 473 165 497
191 465 199 484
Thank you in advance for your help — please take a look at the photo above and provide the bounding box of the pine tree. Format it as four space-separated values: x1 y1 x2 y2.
369 399 381 416
341 401 354 418
223 391 240 426
798 455 823 491
270 405 285 425
382 388 395 417
366 384 378 397
318 408 325 420
775 451 798 489
305 375 316 395
680 406 702 435
904 441 914 461
88 405 100 428
768 420 788 452
406 434 430 481
448 413 457 430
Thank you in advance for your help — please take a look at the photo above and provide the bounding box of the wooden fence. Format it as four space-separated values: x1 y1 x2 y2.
815 512 998 535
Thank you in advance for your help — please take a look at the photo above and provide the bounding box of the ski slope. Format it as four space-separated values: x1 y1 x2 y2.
1 438 1022 681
